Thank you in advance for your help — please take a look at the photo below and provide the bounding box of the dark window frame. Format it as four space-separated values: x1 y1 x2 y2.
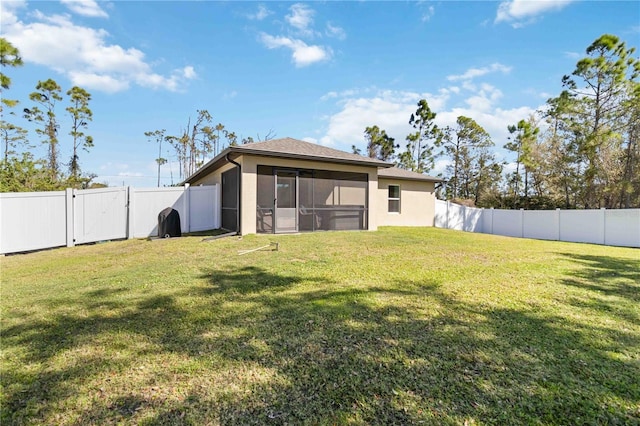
388 184 400 213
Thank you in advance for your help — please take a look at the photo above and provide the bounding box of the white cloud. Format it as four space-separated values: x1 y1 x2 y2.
258 3 341 67
315 87 540 168
326 22 346 40
524 88 551 99
223 90 238 100
182 66 197 79
286 3 315 35
68 71 129 93
60 0 108 18
118 171 143 177
495 0 575 27
433 158 451 176
0 1 23 26
421 5 435 22
317 89 450 147
502 161 518 174
320 88 363 101
447 63 512 81
260 33 331 67
436 106 537 148
2 4 195 93
247 4 272 21
564 51 581 60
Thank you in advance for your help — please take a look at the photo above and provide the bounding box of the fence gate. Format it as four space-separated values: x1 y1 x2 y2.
74 187 128 245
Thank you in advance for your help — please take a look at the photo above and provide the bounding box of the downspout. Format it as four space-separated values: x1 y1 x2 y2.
225 153 242 235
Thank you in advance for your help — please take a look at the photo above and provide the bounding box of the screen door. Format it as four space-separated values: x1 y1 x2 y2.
274 170 297 233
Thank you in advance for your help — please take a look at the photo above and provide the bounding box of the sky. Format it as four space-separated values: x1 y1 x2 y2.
1 0 639 187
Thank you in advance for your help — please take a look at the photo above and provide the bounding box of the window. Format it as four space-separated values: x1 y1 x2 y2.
388 185 400 213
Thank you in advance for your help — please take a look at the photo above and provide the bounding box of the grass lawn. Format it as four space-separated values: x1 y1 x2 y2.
1 227 639 425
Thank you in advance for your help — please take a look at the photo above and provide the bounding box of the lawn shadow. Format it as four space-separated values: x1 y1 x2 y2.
181 268 639 424
1 290 213 424
199 265 315 295
3 262 639 425
557 252 640 301
557 252 640 325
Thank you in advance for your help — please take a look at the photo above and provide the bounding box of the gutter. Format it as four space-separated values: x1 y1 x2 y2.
225 153 242 235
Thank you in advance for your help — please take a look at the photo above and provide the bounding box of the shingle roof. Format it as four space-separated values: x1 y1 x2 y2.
184 137 393 183
378 167 443 182
232 137 391 167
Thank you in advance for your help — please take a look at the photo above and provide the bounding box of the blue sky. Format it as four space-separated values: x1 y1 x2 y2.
2 0 639 187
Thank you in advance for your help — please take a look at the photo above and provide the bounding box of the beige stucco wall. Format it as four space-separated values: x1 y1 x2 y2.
191 157 436 233
240 155 379 235
191 162 237 186
377 178 436 227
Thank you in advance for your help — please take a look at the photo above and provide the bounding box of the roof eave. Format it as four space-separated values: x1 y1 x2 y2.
234 147 393 168
184 145 395 184
377 172 445 183
379 176 444 183
182 147 237 184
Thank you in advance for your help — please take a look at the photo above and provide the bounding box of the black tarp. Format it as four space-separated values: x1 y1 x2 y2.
158 207 181 238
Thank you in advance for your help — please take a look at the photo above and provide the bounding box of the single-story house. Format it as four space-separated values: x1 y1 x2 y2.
184 137 442 235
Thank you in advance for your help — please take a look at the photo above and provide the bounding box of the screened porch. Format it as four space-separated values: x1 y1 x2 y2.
256 165 368 233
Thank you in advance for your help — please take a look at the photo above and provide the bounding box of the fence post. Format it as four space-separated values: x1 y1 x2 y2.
184 183 191 233
490 208 494 235
66 188 74 248
127 187 134 239
601 207 607 245
445 201 450 229
556 208 561 241
216 183 221 229
520 208 524 238
462 204 467 231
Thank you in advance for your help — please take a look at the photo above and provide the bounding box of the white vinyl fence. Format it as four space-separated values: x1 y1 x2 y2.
0 184 220 254
435 200 640 248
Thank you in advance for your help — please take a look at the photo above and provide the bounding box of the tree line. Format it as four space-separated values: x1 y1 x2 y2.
355 34 639 209
3 34 638 207
1 37 272 191
1 38 97 191
145 113 274 185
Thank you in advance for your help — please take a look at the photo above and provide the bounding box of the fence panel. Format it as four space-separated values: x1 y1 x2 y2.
74 187 128 244
464 207 483 232
481 209 493 234
523 210 559 241
604 209 640 248
0 191 68 253
447 202 466 231
1 184 221 254
189 185 219 232
434 200 448 228
131 187 186 238
434 201 639 247
560 210 604 245
492 209 522 238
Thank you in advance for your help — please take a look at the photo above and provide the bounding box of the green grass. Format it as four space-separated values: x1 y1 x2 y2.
1 227 639 425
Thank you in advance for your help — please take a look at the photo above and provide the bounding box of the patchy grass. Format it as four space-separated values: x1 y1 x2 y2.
1 227 638 425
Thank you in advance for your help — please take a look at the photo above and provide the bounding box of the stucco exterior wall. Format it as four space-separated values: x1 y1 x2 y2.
191 162 237 186
240 155 379 235
377 178 436 227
